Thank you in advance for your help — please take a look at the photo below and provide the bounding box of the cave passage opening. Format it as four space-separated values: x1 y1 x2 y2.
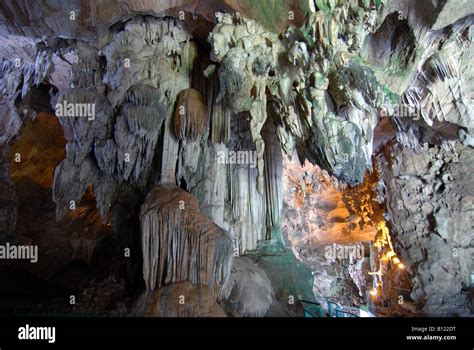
281 152 410 316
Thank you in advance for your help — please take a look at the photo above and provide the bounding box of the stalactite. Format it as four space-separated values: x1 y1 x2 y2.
209 98 231 144
0 0 471 319
208 6 383 188
173 88 208 141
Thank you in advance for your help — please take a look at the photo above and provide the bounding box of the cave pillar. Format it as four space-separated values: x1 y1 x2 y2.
262 118 284 246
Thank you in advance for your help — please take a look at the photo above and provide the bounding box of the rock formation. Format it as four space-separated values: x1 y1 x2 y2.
174 88 209 141
377 143 473 316
0 0 472 318
140 186 233 297
221 257 274 317
208 4 383 188
131 282 227 317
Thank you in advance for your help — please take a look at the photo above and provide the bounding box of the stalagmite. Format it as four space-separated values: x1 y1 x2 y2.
130 282 227 317
140 186 233 298
221 257 274 317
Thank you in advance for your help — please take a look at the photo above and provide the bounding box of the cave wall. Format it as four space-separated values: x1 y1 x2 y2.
378 142 473 316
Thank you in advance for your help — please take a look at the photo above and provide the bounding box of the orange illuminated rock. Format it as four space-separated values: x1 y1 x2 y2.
9 112 66 188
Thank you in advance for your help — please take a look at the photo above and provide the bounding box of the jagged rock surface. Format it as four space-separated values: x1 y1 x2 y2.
0 38 38 240
377 143 473 316
0 0 311 43
208 3 384 187
51 17 192 224
282 153 384 308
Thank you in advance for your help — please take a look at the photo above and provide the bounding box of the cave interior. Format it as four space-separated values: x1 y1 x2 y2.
0 0 473 318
